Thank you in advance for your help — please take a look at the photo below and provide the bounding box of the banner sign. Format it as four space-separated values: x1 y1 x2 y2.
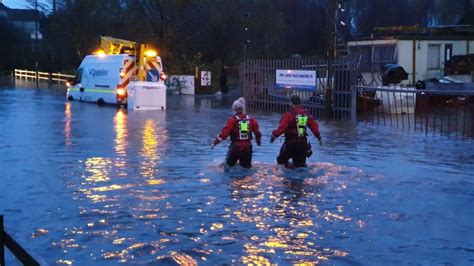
276 69 316 90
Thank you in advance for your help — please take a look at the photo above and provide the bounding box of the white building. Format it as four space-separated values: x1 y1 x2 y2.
347 26 474 85
0 2 42 40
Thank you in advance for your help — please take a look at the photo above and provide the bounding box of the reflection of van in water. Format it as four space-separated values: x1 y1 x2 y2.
67 54 164 105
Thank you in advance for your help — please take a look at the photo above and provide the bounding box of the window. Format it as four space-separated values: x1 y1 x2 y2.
428 44 441 69
373 45 395 63
73 68 83 85
444 43 453 63
350 44 396 72
351 46 371 72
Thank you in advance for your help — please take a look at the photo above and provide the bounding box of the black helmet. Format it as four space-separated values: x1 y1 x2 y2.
290 95 301 105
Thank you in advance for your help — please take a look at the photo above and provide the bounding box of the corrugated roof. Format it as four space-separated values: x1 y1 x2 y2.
351 25 474 41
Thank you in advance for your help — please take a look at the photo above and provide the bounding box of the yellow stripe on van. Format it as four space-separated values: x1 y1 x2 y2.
69 88 115 93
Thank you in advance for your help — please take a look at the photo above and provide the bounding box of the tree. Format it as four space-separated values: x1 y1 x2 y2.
0 18 29 70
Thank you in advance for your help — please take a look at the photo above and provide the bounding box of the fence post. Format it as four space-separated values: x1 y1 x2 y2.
351 86 357 122
1 215 5 266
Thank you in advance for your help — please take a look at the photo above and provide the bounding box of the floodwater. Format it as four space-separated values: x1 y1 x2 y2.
1 81 473 265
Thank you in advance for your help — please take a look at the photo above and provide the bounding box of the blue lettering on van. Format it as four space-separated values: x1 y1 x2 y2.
89 69 108 77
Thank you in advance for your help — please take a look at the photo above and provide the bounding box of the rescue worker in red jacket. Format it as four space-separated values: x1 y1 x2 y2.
212 97 262 168
270 95 322 168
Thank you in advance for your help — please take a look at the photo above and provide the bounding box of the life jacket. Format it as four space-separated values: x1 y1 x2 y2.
295 114 309 137
285 109 309 139
231 115 252 141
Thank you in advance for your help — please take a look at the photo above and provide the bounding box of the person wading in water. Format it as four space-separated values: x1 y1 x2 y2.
270 95 322 168
212 97 262 168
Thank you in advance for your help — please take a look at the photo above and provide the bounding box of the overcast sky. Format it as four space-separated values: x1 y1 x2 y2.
3 0 29 9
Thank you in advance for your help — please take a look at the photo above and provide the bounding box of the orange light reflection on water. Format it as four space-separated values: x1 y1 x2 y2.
140 119 159 178
227 168 354 265
114 109 128 159
139 117 167 183
61 111 176 264
64 102 72 146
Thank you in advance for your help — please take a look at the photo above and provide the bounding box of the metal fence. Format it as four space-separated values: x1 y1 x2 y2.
1 215 40 265
354 85 474 139
240 58 358 120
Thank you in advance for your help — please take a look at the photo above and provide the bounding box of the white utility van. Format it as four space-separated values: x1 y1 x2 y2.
66 54 165 106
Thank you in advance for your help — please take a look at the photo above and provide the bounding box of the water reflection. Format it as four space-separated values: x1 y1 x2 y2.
83 157 112 184
138 112 167 182
114 109 128 158
5 88 473 265
140 119 159 178
228 165 353 264
68 110 172 263
64 102 72 146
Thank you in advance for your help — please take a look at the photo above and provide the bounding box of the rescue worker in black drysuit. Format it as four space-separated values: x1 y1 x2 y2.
270 95 323 168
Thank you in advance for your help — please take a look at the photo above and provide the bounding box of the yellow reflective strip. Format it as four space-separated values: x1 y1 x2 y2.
68 88 115 93
88 89 115 93
240 121 249 132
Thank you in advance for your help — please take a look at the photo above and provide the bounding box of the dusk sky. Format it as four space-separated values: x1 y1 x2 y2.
3 0 31 9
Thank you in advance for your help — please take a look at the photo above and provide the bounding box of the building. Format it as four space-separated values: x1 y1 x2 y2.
0 1 42 40
347 25 474 85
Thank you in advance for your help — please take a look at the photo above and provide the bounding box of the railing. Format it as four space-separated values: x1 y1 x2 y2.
353 85 474 139
14 69 74 83
240 58 359 120
0 215 40 266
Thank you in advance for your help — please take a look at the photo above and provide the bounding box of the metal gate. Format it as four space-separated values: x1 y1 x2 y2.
354 85 474 139
239 58 359 120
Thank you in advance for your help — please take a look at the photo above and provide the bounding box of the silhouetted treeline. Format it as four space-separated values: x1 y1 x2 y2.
0 0 470 74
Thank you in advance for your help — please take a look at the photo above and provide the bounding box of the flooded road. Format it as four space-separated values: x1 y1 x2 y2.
1 83 473 265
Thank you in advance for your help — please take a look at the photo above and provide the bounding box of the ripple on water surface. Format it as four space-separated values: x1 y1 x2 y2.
1 87 473 265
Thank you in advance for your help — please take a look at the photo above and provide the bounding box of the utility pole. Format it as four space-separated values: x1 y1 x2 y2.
333 4 338 60
35 0 39 87
326 1 338 118
243 12 249 59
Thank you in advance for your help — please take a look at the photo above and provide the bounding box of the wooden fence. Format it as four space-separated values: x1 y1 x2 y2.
239 58 359 120
14 69 74 83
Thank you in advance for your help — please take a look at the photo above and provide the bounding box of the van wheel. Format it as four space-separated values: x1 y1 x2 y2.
67 95 74 101
97 98 105 106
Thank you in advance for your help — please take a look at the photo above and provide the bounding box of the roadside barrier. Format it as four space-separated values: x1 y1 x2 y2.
353 85 474 139
13 69 74 83
0 215 40 266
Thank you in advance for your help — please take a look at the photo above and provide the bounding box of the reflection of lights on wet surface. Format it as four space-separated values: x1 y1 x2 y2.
114 110 128 158
30 228 49 238
226 166 361 264
66 135 364 265
210 222 223 230
83 157 112 183
70 115 170 263
170 251 198 265
56 259 74 265
140 119 159 178
64 102 72 146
